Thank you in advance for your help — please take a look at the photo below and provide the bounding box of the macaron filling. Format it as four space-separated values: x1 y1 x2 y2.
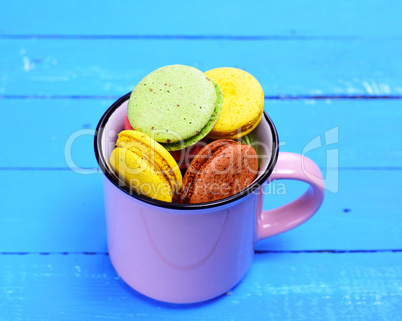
116 139 177 194
208 109 263 139
110 147 173 202
110 130 183 202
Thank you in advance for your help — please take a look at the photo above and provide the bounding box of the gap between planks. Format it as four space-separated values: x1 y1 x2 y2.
1 250 402 255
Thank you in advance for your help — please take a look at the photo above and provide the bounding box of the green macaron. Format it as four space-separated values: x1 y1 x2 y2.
127 65 223 151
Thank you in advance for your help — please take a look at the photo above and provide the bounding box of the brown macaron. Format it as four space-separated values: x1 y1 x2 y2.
178 139 259 204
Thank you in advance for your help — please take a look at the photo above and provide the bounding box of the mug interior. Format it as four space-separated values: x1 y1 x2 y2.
95 93 279 209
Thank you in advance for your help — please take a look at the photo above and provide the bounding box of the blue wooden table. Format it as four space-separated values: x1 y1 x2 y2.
1 1 401 319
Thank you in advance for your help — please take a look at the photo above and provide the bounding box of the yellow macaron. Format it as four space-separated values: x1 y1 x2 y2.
110 130 182 202
204 67 264 139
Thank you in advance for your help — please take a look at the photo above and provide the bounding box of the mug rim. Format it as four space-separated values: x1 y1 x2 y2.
94 93 279 210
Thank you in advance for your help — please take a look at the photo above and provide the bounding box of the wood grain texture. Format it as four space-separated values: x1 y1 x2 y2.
0 170 400 252
1 1 401 319
1 39 401 96
0 253 400 320
0 171 106 253
0 99 400 169
0 0 401 37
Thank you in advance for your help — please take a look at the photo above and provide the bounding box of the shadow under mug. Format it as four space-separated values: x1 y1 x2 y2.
94 93 325 304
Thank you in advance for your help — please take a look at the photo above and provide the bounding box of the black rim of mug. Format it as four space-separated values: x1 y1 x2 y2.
94 92 280 210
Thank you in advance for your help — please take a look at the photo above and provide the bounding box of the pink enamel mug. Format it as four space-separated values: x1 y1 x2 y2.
94 93 325 304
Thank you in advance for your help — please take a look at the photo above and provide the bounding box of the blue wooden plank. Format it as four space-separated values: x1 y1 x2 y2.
0 0 401 37
0 170 400 252
0 1 399 320
0 99 400 169
0 171 107 253
0 39 401 97
268 99 402 169
0 253 400 320
258 168 402 252
0 98 111 169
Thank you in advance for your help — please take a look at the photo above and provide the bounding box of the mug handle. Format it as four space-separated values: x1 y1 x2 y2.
256 152 325 241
